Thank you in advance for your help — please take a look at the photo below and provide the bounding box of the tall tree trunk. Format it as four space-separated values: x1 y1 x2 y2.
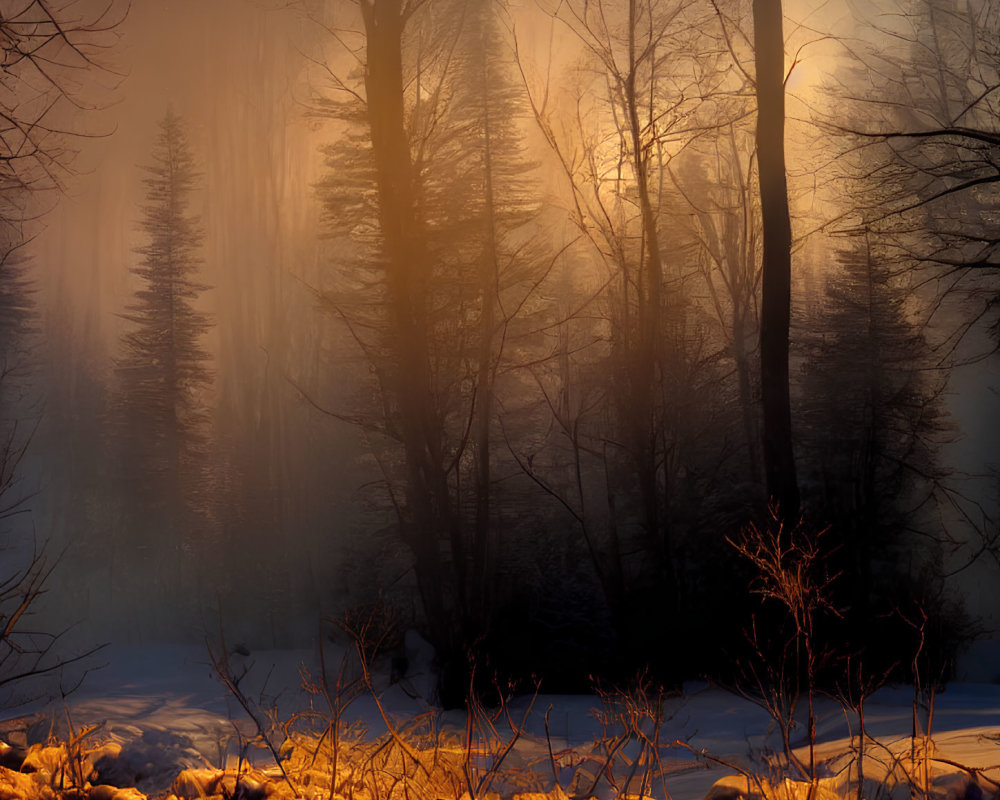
753 0 799 519
474 31 497 627
733 311 761 484
361 0 457 653
624 0 673 585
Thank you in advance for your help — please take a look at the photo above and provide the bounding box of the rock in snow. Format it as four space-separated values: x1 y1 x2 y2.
703 775 843 800
171 768 225 798
171 767 274 800
0 766 52 800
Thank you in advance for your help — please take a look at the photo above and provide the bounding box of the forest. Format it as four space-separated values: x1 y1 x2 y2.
0 0 999 722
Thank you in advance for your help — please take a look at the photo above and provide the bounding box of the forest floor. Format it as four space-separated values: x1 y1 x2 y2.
1 643 999 800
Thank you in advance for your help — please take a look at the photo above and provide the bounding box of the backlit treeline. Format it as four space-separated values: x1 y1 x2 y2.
26 0 998 696
284 0 989 692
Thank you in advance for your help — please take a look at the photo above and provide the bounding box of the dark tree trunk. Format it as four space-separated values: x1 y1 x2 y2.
623 0 678 596
753 0 799 520
474 46 497 627
361 0 457 655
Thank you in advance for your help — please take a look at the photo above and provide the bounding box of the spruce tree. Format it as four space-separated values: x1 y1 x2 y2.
113 109 211 621
797 232 955 674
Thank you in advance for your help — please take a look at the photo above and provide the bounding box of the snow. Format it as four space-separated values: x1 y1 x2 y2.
1 643 999 799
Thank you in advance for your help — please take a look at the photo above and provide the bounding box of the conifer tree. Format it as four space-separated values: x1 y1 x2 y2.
312 0 552 697
798 232 953 664
113 109 211 617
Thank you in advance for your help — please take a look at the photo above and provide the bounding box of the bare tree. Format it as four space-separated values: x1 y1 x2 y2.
505 0 753 670
0 0 125 233
675 121 763 490
0 0 124 699
730 511 839 787
834 0 1000 342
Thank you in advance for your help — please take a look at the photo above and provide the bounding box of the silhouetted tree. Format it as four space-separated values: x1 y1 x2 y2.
510 0 744 678
311 0 553 698
840 0 1000 340
436 0 546 633
753 0 798 520
785 8 994 678
112 109 212 629
824 0 1000 577
0 0 124 696
0 0 124 228
676 125 763 494
798 232 953 632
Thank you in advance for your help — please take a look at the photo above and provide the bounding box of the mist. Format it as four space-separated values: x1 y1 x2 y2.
2 0 998 706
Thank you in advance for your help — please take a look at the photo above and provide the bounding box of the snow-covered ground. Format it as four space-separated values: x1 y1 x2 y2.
2 643 999 799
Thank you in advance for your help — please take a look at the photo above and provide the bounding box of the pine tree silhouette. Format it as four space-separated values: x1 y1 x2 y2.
113 109 211 616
